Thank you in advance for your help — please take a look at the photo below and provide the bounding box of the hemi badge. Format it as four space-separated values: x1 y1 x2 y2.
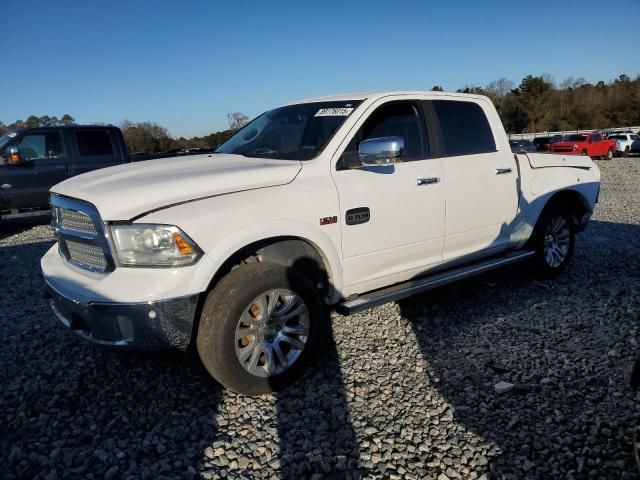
320 216 338 226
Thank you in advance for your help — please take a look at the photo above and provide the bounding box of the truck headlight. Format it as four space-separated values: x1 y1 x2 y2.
109 224 202 267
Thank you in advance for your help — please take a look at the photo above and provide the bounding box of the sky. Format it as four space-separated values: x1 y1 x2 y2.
3 0 639 138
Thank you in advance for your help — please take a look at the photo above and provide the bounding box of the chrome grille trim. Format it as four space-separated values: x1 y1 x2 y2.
55 208 97 235
65 240 108 271
50 195 115 273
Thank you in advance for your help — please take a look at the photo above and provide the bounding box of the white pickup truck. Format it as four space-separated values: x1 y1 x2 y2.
41 91 600 394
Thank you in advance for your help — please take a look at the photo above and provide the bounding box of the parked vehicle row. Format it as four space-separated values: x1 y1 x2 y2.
531 135 563 152
550 132 617 159
41 90 600 395
516 128 640 157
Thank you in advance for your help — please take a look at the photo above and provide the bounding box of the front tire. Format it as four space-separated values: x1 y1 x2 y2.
531 206 575 277
196 262 325 395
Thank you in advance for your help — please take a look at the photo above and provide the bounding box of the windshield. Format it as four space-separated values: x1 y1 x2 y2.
216 101 362 160
610 135 626 140
564 134 587 142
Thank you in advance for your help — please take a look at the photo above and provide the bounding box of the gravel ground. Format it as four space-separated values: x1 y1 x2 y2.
1 159 639 480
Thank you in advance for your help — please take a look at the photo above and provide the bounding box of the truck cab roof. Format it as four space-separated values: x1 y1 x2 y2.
287 90 491 105
9 125 119 134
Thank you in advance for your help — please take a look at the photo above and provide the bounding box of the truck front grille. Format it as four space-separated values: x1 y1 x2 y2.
51 196 115 273
55 207 98 235
65 239 108 271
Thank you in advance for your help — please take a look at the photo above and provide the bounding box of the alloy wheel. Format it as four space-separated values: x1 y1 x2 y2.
234 289 310 377
543 216 571 268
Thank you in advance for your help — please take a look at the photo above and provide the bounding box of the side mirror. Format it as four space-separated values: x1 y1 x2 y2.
358 136 405 167
7 146 24 165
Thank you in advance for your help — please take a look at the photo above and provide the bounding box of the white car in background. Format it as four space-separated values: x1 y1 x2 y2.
608 133 639 157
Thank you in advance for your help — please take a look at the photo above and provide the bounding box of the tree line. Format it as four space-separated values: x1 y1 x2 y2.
2 73 638 154
435 73 640 133
1 114 76 132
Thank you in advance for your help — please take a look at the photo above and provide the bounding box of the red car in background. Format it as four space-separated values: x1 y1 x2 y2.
550 132 616 159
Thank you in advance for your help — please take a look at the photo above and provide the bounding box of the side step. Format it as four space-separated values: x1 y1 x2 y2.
336 250 535 315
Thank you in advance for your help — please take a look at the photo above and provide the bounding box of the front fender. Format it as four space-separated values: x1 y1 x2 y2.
199 219 344 299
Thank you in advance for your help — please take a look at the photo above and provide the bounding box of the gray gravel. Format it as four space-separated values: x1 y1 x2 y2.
1 159 639 479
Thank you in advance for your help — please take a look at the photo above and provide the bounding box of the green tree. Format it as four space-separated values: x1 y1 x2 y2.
513 75 552 132
431 85 443 92
25 115 41 128
60 114 75 125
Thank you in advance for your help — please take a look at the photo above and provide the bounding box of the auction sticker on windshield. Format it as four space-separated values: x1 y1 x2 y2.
315 108 354 117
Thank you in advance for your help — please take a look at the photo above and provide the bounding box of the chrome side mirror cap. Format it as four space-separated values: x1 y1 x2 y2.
358 136 405 167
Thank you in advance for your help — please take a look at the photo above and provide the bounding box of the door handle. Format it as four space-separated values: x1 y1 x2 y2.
416 177 439 186
495 168 512 175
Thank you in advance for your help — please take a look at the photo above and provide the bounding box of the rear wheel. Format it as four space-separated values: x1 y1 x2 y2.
196 262 325 395
581 150 588 156
606 148 614 160
531 206 575 277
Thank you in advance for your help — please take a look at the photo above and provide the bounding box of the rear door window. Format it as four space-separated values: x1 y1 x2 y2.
427 100 496 156
75 130 114 157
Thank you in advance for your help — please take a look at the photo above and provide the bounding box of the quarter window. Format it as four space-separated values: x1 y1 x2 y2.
431 100 496 156
16 132 64 160
75 130 114 156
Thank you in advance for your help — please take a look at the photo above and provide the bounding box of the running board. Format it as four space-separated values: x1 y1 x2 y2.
336 250 535 315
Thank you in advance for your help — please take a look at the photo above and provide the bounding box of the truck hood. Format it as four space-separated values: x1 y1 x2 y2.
51 154 302 220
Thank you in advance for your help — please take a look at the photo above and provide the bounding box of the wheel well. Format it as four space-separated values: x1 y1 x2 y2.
207 237 333 303
539 190 591 228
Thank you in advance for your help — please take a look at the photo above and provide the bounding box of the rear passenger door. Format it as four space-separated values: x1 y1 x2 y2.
71 129 122 176
423 99 518 261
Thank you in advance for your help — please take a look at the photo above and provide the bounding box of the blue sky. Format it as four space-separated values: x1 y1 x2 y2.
4 0 639 138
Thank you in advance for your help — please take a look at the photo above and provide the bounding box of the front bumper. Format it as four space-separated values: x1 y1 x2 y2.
45 282 199 350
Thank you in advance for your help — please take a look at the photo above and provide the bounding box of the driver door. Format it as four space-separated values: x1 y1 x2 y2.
0 130 71 210
331 100 446 294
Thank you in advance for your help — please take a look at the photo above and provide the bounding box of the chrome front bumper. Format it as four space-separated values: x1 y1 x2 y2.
45 282 199 350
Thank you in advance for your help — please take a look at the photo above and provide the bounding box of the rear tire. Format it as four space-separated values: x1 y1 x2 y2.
606 148 614 160
531 205 575 277
581 150 588 156
196 262 325 395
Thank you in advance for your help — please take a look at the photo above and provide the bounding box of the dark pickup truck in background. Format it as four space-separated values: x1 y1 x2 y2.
0 125 131 220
